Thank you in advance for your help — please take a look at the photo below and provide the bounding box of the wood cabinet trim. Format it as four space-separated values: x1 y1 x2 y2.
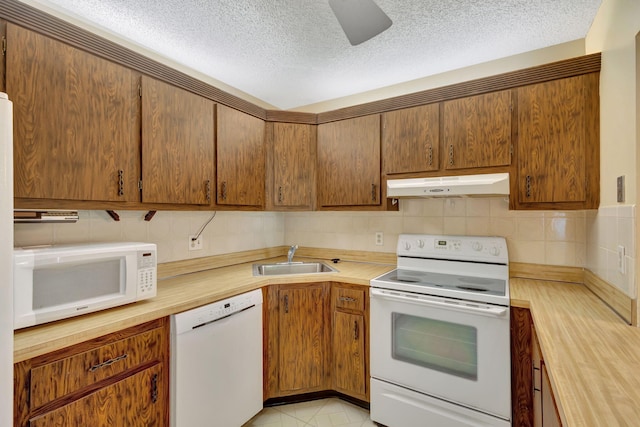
0 1 266 120
316 54 601 124
0 0 600 125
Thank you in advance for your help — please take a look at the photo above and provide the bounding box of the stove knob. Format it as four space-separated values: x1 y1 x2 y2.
403 241 411 251
417 239 425 248
472 241 483 251
489 246 500 256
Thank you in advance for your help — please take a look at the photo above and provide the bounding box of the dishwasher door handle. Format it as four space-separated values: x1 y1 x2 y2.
191 304 256 330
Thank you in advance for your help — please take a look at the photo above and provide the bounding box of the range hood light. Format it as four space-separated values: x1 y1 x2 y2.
387 173 510 198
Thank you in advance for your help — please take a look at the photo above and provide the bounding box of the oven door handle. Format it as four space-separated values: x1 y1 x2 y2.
370 288 508 318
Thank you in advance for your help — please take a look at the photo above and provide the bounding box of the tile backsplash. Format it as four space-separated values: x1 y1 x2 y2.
285 197 587 267
15 199 633 299
14 210 285 264
586 205 636 297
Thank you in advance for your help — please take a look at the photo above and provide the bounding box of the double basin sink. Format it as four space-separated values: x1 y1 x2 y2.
252 261 338 276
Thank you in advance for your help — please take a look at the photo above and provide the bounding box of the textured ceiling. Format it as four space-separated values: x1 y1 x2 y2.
25 0 602 110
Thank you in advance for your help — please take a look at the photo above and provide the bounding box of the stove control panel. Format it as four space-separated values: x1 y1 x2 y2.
397 234 508 264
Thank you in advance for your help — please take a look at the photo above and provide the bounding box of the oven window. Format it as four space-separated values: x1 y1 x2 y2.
392 313 478 380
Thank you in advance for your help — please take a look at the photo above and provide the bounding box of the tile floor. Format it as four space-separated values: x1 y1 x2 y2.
243 398 376 427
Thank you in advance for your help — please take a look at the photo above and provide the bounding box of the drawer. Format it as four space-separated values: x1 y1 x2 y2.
334 287 365 312
30 326 165 410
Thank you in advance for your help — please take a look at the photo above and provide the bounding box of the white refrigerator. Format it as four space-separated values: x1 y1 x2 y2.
0 92 14 426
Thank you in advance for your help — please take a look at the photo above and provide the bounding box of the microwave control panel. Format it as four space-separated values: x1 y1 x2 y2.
137 249 157 296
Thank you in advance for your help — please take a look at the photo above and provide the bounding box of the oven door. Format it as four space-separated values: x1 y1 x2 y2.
370 287 511 420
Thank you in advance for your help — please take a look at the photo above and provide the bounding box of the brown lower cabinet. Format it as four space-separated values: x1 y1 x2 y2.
332 285 368 401
264 282 369 402
511 307 563 427
14 318 170 427
532 326 563 427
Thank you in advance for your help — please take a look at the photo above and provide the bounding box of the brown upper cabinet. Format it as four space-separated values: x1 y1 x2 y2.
382 104 440 175
317 115 381 207
265 122 316 210
7 23 140 202
216 104 265 208
141 76 215 205
515 73 600 209
443 90 512 170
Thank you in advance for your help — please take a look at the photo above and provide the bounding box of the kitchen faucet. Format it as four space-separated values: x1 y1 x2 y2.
287 245 298 263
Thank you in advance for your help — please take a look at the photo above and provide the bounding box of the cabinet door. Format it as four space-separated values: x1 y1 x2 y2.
7 23 139 202
382 104 440 174
216 104 265 207
29 364 166 427
317 115 381 207
277 285 328 393
517 74 598 206
267 122 316 209
443 90 512 170
141 76 214 205
333 311 366 397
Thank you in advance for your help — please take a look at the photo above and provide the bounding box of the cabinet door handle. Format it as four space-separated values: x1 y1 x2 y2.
88 353 128 372
526 175 532 198
278 186 283 203
427 145 433 167
371 184 377 202
339 296 356 303
353 320 359 340
448 144 454 166
220 181 227 201
205 179 211 202
151 373 159 403
117 170 124 196
284 295 289 314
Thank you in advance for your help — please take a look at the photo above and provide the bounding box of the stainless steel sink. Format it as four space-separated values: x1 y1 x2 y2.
252 261 338 276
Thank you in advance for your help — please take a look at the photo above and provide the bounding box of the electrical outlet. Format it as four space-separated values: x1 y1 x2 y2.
617 245 626 274
375 232 384 246
189 235 203 251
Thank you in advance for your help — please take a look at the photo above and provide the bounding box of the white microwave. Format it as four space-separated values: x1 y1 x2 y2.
13 242 157 329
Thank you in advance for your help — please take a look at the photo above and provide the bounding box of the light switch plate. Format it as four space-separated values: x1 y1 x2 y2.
617 176 625 203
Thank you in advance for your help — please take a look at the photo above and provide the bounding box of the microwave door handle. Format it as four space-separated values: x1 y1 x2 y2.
370 288 508 318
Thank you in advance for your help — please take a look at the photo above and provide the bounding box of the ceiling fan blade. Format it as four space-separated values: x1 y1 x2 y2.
328 0 392 46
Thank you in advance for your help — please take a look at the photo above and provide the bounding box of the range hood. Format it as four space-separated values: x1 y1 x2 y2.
387 173 510 198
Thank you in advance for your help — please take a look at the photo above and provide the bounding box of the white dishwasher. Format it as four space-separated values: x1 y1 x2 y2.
171 289 263 427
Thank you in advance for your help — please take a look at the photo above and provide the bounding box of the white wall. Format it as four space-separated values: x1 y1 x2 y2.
584 0 640 300
293 40 585 113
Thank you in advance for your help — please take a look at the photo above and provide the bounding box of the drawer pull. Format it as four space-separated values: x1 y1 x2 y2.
88 353 128 373
339 296 357 303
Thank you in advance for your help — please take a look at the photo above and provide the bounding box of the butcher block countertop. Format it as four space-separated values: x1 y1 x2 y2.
13 253 640 427
510 278 640 427
13 255 394 363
